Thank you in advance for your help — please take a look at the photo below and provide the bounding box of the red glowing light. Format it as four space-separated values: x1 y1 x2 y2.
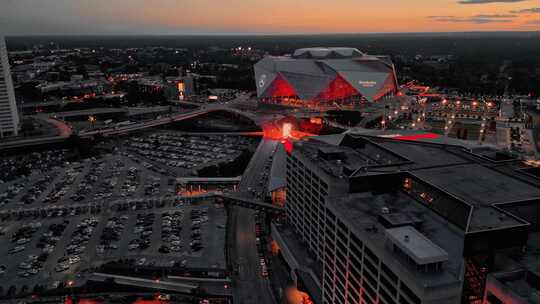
78 300 102 304
267 75 297 97
133 299 169 304
316 74 359 100
373 74 398 101
310 117 323 125
283 139 294 155
263 117 317 140
393 133 439 141
282 122 293 138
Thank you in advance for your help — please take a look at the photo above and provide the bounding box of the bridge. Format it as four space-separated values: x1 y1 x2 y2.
78 105 261 138
161 192 284 212
90 273 198 293
219 193 284 212
0 118 73 151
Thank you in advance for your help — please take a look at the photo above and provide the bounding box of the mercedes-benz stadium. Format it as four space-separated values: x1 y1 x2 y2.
254 47 399 109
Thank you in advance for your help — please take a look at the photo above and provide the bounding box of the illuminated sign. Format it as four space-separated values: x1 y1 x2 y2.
259 74 267 88
358 80 377 88
177 81 185 100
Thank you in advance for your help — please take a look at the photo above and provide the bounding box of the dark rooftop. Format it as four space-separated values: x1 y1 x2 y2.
329 191 464 288
295 133 540 233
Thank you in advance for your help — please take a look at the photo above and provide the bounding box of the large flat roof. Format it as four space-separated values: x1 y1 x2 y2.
413 164 540 206
329 191 464 289
294 134 540 233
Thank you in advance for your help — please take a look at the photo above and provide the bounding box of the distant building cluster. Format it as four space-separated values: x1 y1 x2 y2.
137 75 194 101
7 46 199 105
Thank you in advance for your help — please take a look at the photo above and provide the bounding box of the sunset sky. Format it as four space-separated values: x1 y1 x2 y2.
2 0 540 35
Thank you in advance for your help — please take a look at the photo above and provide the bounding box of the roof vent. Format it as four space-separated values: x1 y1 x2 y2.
404 235 410 242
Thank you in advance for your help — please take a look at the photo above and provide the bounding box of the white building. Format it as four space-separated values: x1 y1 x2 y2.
0 37 19 138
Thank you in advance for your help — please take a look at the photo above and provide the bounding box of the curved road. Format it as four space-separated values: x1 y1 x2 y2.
48 118 73 138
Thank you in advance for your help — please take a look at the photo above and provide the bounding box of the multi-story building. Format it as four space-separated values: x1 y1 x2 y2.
0 36 19 138
272 133 540 304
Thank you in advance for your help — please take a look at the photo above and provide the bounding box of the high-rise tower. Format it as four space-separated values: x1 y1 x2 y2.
0 36 19 138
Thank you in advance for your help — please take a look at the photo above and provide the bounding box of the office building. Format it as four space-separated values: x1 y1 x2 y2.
272 133 540 304
0 37 19 138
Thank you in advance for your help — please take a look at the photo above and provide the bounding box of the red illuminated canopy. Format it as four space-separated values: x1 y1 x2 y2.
316 74 359 100
393 133 439 141
267 75 297 97
373 74 398 101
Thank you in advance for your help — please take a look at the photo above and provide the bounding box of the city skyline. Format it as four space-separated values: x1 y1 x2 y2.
2 0 540 35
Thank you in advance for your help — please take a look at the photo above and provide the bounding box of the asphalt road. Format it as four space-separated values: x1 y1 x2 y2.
232 139 278 304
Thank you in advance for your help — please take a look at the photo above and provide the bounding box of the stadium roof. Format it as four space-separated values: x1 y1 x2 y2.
292 47 365 59
254 47 398 102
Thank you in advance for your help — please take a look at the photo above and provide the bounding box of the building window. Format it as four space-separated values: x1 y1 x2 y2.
400 283 421 304
381 262 398 284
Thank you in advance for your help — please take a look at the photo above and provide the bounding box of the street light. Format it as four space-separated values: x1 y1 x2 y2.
88 116 96 129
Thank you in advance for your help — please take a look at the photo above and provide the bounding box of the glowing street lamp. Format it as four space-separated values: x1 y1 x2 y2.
88 115 97 129
282 123 293 139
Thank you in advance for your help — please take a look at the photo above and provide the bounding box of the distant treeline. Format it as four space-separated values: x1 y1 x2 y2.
6 32 540 56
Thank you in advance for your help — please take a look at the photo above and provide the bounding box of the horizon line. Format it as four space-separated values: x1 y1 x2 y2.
5 29 540 38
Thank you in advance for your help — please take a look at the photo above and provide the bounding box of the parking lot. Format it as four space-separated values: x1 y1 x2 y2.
0 131 237 295
124 132 257 176
0 197 227 294
0 150 176 210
